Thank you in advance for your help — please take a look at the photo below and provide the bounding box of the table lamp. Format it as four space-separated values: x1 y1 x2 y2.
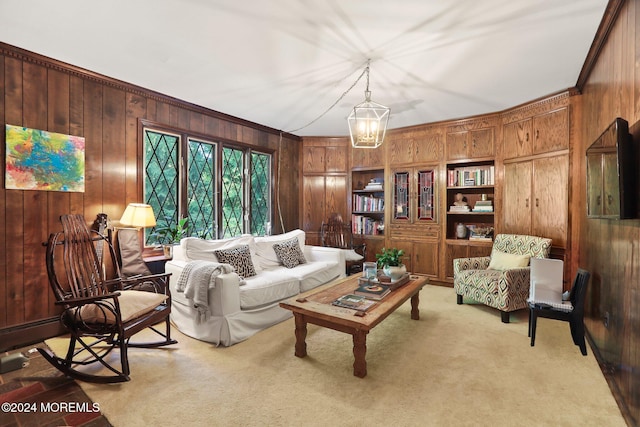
119 203 156 228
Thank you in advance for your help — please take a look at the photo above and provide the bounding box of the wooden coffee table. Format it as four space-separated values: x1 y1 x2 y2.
279 274 428 378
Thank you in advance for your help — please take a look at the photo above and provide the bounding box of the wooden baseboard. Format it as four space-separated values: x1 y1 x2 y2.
0 318 65 352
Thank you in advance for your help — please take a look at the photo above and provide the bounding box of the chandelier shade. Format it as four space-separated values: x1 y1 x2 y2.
348 61 390 149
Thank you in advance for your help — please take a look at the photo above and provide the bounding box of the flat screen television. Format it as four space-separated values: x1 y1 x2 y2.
586 117 637 219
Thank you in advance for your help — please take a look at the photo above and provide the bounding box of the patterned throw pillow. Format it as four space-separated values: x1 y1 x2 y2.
272 237 307 269
214 245 257 278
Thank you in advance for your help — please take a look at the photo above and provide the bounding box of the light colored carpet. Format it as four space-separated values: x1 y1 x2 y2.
46 285 626 427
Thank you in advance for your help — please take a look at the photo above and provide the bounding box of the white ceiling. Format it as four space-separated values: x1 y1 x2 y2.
0 0 608 137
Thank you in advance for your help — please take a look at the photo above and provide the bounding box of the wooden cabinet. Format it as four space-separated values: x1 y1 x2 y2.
388 127 443 165
301 138 349 245
446 127 494 160
503 107 568 160
503 155 568 247
391 167 437 224
532 107 569 154
444 241 492 280
388 238 440 278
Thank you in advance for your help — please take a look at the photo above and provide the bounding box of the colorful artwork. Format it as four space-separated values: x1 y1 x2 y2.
5 124 85 192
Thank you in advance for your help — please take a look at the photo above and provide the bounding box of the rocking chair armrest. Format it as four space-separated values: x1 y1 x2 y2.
119 272 172 295
55 291 122 308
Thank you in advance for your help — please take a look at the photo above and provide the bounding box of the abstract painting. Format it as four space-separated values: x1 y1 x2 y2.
5 124 85 192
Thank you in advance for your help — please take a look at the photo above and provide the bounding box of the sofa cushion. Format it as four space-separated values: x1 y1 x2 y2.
254 229 305 268
273 237 307 268
286 261 342 292
214 245 257 279
239 270 300 309
488 250 530 271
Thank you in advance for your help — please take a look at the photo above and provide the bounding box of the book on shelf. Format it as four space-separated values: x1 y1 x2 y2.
450 205 470 213
353 194 384 212
472 206 494 212
447 165 495 187
354 280 391 300
352 214 383 235
332 294 377 312
363 178 383 191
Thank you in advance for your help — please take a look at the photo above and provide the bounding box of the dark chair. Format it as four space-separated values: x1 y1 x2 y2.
529 268 591 355
38 214 177 383
321 213 366 275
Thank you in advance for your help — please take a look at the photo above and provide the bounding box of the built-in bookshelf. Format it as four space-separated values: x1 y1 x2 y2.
446 161 495 240
351 169 384 236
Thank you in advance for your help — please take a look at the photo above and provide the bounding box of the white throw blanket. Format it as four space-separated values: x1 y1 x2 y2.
176 261 235 322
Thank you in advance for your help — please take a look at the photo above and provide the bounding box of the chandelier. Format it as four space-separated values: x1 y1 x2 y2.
347 60 390 149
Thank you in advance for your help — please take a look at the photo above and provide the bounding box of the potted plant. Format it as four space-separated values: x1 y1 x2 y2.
152 217 190 257
376 247 407 280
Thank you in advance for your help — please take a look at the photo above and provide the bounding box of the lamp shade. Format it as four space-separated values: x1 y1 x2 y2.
119 203 156 228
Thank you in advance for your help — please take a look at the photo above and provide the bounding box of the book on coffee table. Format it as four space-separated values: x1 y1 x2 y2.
332 294 377 312
354 282 391 300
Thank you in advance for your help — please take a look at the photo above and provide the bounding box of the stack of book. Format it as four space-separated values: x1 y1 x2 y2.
450 205 470 213
355 280 391 300
472 200 493 212
363 179 383 191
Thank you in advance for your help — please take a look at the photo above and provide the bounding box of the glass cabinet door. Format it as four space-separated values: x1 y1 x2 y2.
417 169 435 221
393 171 410 220
393 168 437 223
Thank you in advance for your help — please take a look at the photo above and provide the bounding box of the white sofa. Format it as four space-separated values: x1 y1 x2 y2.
165 229 345 346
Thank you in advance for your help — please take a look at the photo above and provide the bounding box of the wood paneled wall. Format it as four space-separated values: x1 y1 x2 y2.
0 43 301 349
578 1 640 424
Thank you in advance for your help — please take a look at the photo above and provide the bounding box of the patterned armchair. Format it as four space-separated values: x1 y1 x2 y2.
454 234 552 323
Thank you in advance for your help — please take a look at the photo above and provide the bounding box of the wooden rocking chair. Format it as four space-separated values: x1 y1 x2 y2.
321 213 366 275
37 214 177 383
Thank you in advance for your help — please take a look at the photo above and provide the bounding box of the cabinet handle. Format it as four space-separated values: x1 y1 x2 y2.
526 132 529 142
597 195 601 206
536 198 539 207
472 138 476 148
526 198 529 208
607 194 613 205
536 129 539 139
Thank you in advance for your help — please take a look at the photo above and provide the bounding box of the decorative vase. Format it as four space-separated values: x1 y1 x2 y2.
163 244 174 258
384 264 406 281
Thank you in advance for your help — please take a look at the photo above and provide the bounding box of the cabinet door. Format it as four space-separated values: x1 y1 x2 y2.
533 108 569 154
325 146 348 172
325 176 348 220
445 244 469 280
389 135 413 165
302 176 326 231
503 119 532 159
446 131 468 160
586 153 603 217
392 171 411 222
470 128 494 158
602 152 620 217
303 147 325 172
532 155 568 247
417 169 436 221
503 162 532 235
414 130 443 163
413 241 439 277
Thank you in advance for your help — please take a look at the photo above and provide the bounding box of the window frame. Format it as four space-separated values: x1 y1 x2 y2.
138 119 275 249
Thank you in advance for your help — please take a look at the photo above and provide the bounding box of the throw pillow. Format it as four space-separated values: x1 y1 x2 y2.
254 229 306 268
272 237 307 269
214 244 257 278
488 250 530 271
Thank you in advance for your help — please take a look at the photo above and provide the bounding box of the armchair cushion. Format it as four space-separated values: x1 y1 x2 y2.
75 290 168 324
488 250 530 270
